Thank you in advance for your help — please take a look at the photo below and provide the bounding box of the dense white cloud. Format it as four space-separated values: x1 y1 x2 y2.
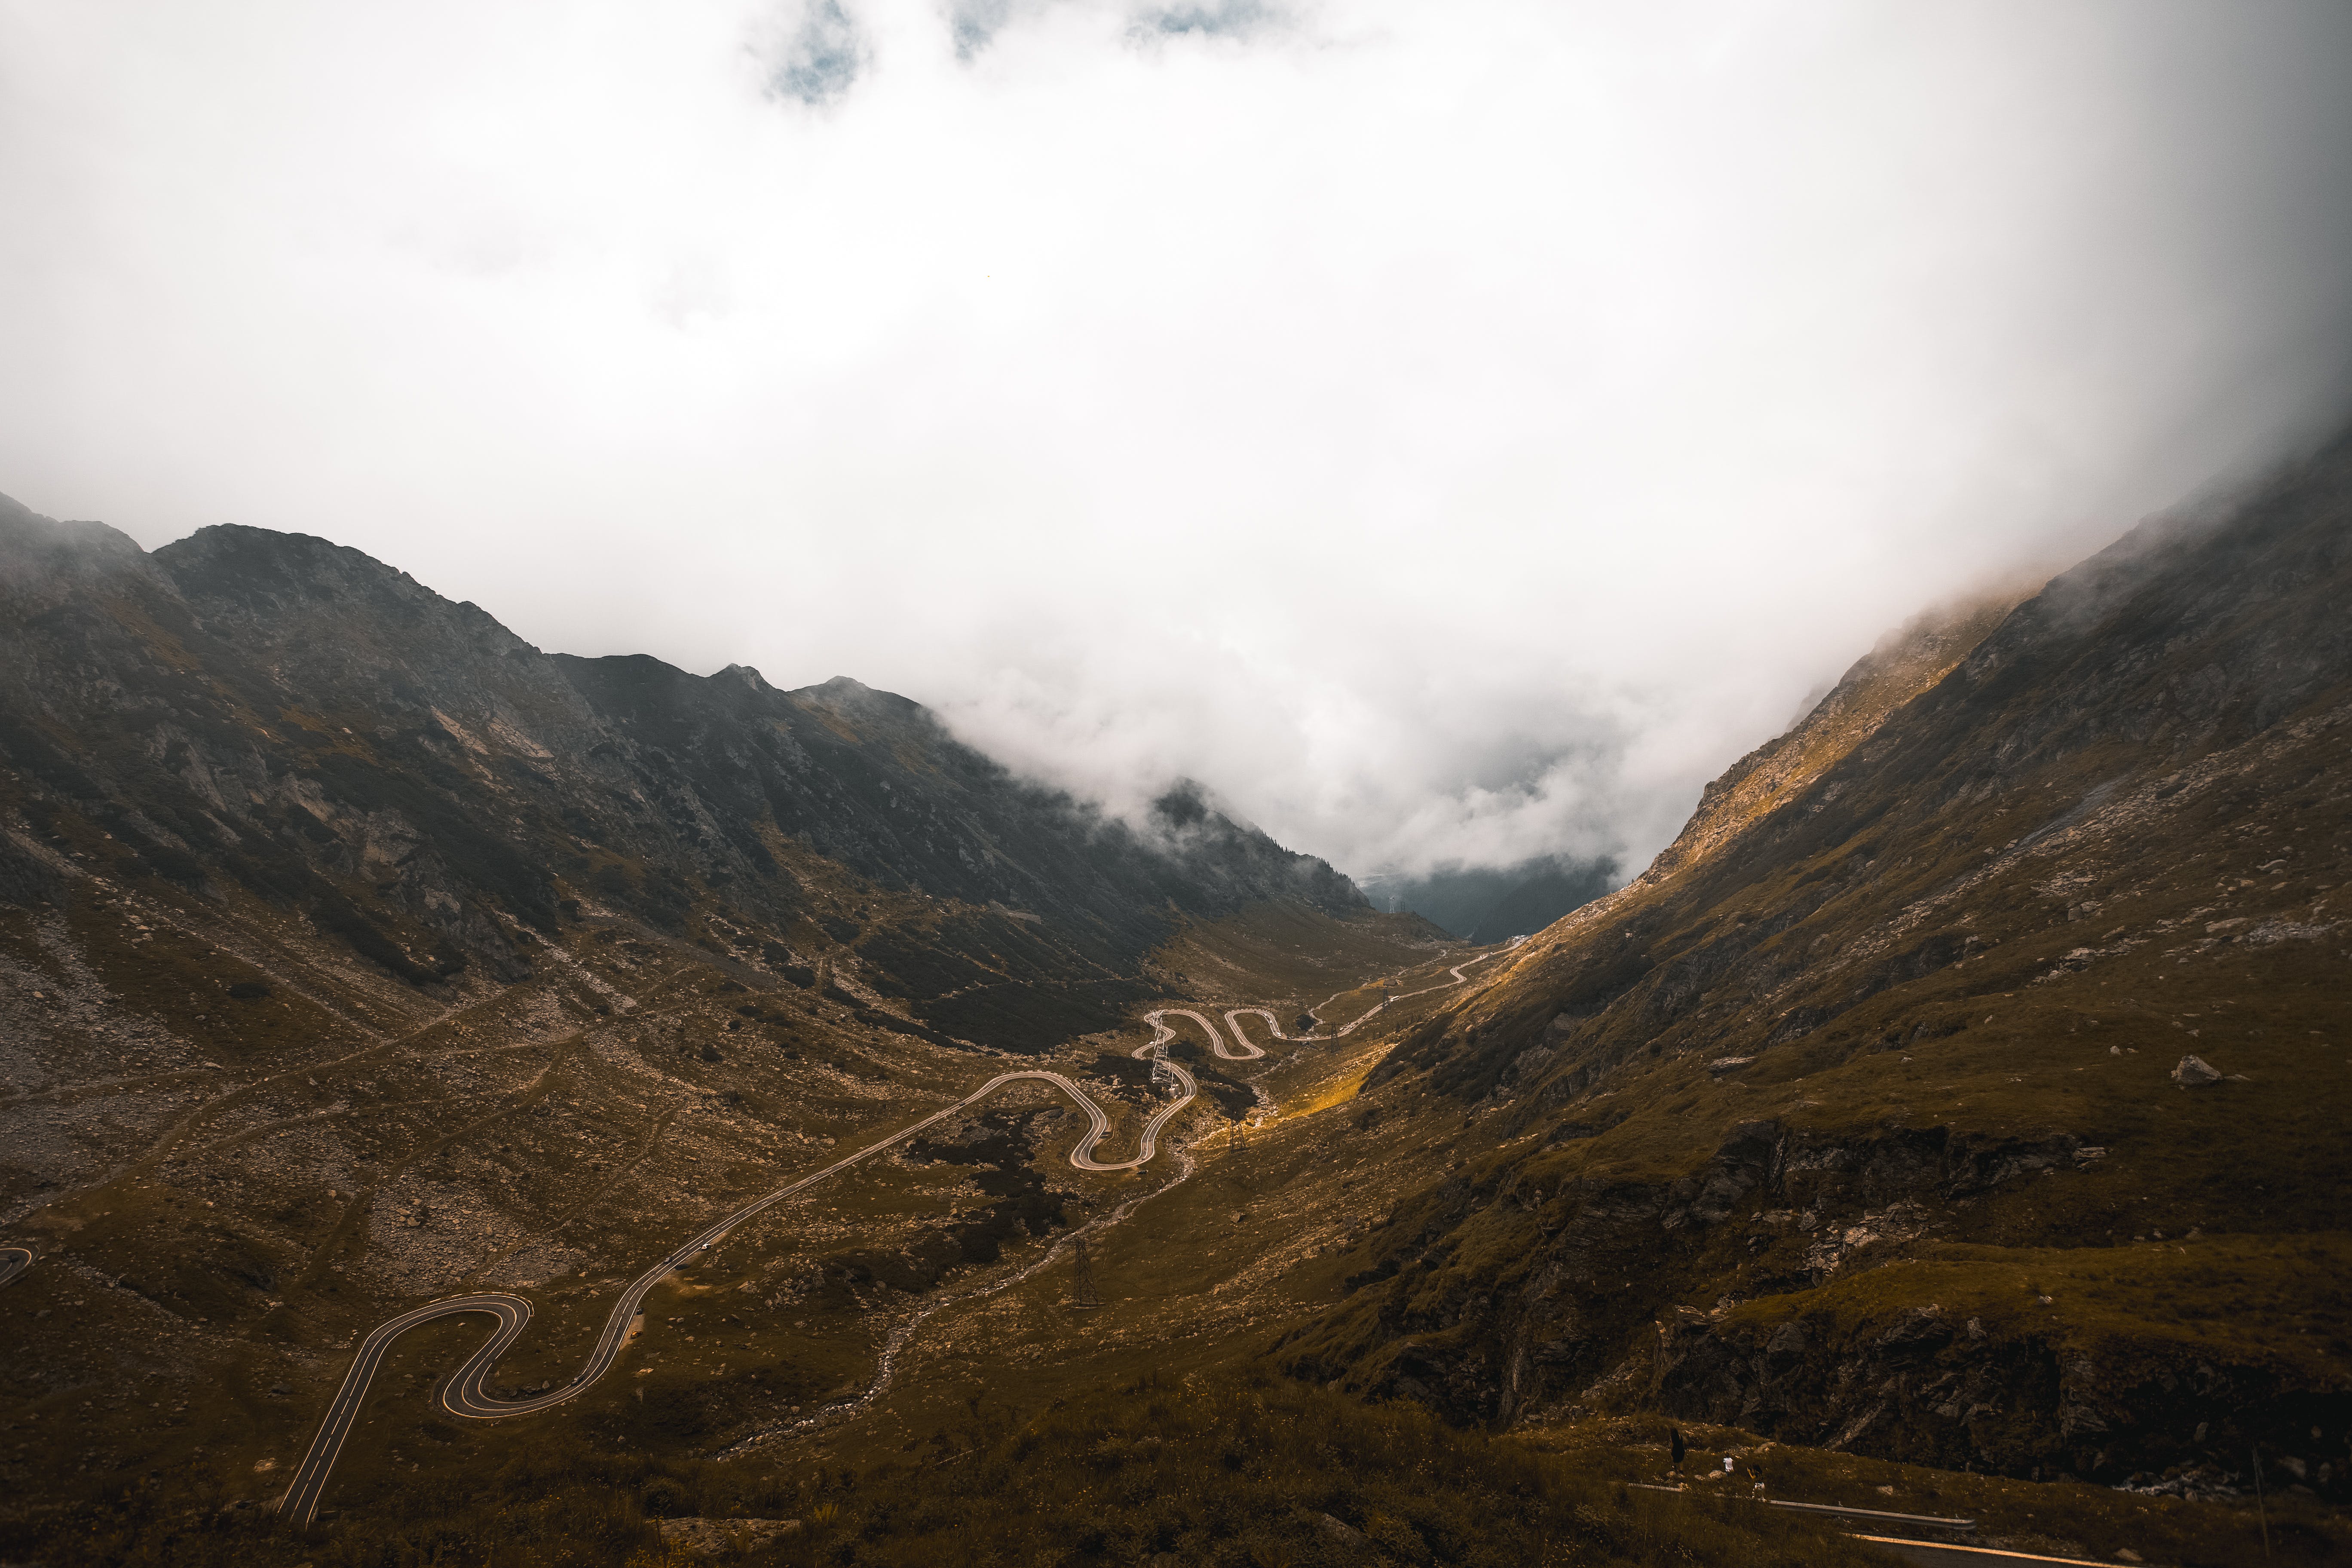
3 0 2348 882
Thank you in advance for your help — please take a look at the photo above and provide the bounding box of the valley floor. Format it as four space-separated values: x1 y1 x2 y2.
3 878 2343 1566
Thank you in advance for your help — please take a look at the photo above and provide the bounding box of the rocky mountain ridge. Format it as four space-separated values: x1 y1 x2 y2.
0 493 1453 1563
0 502 1362 1050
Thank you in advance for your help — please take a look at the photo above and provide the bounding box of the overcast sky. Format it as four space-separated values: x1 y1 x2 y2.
4 2 2349 885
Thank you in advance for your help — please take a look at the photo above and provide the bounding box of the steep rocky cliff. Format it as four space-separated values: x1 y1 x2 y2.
1286 435 2352 1497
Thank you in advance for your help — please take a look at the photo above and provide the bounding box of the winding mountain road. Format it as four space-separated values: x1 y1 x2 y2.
0 1246 31 1288
1227 942 1514 1050
278 952 1506 1527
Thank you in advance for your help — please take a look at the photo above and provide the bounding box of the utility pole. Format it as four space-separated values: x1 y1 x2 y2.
1229 1116 1251 1188
1067 1237 1101 1310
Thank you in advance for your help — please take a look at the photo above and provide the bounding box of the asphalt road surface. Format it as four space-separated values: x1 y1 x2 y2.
1632 1485 2126 1567
1850 1535 2115 1567
1227 942 1513 1050
280 954 1511 1526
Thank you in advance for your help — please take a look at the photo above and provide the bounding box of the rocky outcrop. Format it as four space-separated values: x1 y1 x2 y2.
1296 1117 2096 1413
1651 1296 2350 1497
2170 1054 2221 1087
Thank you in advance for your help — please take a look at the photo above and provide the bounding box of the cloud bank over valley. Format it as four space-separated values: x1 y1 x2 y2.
3 0 2349 889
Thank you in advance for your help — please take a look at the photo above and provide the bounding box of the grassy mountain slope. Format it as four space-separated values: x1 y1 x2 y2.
0 497 1445 1560
1280 437 2352 1499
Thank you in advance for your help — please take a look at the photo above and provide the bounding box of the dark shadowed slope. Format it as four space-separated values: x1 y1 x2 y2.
1363 854 1619 944
0 508 1361 1050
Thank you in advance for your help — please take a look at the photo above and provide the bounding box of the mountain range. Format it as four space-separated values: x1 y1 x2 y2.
0 499 1361 1058
3 434 2349 1568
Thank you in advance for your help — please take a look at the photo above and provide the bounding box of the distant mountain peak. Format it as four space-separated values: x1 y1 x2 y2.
715 662 772 692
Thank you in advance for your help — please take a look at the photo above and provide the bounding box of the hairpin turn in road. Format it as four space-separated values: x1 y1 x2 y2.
279 950 1513 1528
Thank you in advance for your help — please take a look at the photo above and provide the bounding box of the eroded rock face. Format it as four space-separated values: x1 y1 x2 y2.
1302 1097 2350 1490
1648 1305 2348 1493
1299 1117 2098 1421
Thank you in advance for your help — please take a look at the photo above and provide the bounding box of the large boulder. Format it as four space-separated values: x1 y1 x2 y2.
2171 1054 2222 1088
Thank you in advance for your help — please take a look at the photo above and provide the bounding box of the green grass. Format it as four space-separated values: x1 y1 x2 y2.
0 1373 1901 1568
1723 1233 2352 1384
1525 1415 2352 1568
